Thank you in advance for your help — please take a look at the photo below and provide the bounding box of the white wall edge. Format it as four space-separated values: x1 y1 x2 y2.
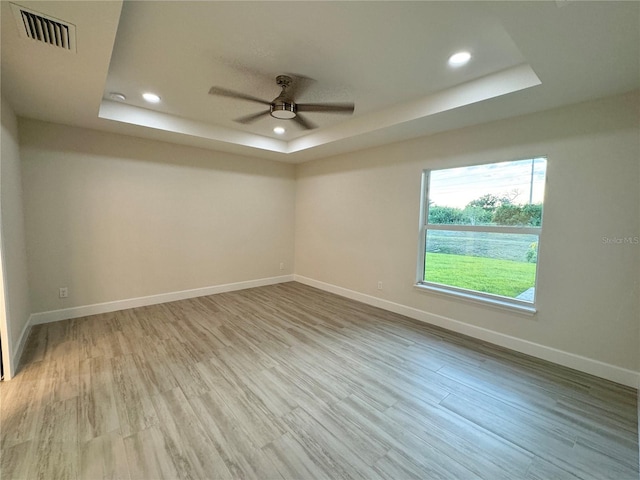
294 275 640 389
29 275 295 326
8 316 31 379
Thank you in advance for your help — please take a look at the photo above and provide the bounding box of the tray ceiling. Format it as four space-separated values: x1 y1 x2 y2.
2 1 638 162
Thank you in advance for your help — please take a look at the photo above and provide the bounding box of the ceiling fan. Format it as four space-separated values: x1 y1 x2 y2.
208 75 355 130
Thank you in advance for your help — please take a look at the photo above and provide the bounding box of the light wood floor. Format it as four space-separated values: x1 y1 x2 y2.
1 282 637 480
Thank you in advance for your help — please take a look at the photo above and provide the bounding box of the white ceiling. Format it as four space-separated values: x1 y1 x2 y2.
2 1 638 163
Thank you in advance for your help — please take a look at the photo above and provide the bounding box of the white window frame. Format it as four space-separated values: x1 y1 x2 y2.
415 158 546 315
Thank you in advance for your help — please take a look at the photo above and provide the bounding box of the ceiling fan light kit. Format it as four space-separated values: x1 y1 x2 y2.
208 74 355 130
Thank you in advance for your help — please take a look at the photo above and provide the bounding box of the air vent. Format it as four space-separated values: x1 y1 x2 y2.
10 3 76 52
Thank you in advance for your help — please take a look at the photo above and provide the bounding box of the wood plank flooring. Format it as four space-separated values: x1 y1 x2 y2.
1 282 637 479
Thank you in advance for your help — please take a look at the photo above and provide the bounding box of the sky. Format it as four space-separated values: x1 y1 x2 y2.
428 157 547 209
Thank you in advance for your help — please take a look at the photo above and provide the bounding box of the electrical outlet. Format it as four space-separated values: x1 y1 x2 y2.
279 262 285 270
59 287 68 298
377 281 383 290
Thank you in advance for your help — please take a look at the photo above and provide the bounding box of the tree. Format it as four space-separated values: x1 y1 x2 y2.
462 205 493 225
429 195 543 227
522 204 543 226
465 194 505 211
504 188 522 204
493 203 543 226
463 193 511 225
428 205 466 224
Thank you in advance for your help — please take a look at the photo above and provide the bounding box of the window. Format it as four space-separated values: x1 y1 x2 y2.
417 157 547 312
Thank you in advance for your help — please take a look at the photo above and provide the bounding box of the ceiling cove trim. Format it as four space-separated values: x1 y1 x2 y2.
98 64 541 156
287 64 541 154
98 102 288 153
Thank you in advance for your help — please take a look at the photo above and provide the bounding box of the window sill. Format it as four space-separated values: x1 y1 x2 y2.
414 282 537 316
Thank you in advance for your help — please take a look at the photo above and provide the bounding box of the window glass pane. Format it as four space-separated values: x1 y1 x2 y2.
424 230 539 301
428 158 546 227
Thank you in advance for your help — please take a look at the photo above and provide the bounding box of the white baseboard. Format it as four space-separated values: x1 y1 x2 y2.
29 275 295 326
294 275 640 388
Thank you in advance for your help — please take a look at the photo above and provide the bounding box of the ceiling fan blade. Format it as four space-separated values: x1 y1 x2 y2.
234 110 271 124
208 86 271 106
296 102 355 114
293 113 317 130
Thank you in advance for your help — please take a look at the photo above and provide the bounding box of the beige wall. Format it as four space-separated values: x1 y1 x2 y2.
1 97 31 377
10 91 640 380
19 119 296 313
296 91 640 372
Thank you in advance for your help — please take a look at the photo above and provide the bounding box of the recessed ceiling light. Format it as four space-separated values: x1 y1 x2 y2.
109 92 126 101
142 92 161 103
273 126 286 135
448 51 471 67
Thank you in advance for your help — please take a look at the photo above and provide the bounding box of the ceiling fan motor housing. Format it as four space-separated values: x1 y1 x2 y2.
271 75 296 119
271 101 296 119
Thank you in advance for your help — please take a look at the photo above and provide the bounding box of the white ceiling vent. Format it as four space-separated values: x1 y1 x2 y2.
10 3 76 52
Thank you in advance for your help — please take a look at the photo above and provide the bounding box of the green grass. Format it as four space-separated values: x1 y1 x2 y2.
425 252 536 298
